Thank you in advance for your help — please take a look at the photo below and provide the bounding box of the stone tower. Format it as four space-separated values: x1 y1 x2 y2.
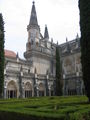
24 1 56 75
25 1 40 52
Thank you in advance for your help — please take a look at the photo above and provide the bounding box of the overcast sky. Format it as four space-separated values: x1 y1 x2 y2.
0 0 80 58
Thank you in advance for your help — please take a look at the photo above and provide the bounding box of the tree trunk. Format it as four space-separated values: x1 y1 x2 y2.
0 13 5 98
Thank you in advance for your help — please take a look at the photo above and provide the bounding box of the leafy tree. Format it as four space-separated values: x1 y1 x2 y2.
79 0 90 102
56 45 62 96
0 13 5 98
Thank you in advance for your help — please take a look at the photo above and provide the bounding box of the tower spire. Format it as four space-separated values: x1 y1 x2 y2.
29 1 38 26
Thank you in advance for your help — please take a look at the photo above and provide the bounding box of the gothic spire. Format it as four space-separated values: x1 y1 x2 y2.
29 1 38 26
44 25 49 39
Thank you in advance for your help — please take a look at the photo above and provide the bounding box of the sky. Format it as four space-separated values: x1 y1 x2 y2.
0 0 80 58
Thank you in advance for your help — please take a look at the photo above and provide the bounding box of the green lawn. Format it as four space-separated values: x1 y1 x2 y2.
0 96 90 120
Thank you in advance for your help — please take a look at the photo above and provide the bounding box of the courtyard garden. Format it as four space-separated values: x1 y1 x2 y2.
0 96 90 120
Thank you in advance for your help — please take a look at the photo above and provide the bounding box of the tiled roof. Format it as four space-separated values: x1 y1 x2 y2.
5 49 16 58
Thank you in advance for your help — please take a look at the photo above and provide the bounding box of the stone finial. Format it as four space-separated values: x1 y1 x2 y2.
44 25 49 39
66 37 68 42
76 33 79 39
33 1 35 5
20 66 23 76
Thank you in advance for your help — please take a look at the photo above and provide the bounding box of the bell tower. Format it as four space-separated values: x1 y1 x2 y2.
24 1 56 75
25 1 40 56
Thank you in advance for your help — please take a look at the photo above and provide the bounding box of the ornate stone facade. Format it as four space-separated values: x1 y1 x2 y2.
59 36 85 95
4 2 56 98
3 1 85 99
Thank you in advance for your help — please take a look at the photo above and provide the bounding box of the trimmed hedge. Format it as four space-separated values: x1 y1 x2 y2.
0 111 64 120
0 96 90 120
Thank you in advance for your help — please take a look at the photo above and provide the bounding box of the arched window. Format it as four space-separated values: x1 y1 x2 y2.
38 83 45 96
67 80 76 95
64 58 72 74
25 82 32 98
7 81 17 98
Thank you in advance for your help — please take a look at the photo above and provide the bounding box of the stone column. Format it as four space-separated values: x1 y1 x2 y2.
76 72 80 95
4 86 7 99
63 74 66 95
34 73 38 97
22 87 25 98
37 87 39 97
44 88 46 96
46 75 49 96
49 89 51 96
32 88 34 97
80 80 83 95
48 83 51 96
21 81 25 98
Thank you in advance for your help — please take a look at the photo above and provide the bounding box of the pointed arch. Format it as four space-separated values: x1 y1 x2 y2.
38 83 45 96
24 82 32 98
7 80 17 98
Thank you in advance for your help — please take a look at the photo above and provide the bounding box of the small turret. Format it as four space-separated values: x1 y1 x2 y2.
76 33 79 39
44 25 49 40
66 37 71 53
66 37 68 42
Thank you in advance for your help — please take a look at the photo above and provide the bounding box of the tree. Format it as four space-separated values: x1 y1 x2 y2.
0 13 5 98
56 45 62 96
79 0 90 102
